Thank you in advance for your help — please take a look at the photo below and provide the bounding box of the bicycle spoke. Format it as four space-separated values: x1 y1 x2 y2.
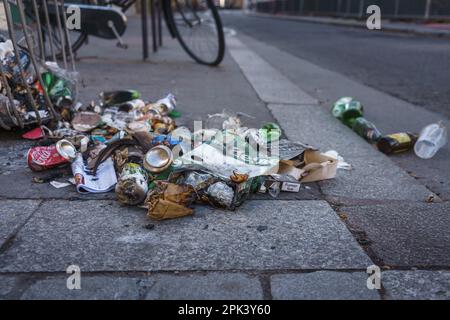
170 0 224 65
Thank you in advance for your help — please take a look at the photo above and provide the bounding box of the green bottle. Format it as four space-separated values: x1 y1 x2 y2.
42 72 55 90
377 132 418 155
352 117 382 143
100 90 141 105
332 97 364 127
260 122 281 143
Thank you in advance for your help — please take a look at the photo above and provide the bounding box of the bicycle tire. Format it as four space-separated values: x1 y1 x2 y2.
166 0 225 66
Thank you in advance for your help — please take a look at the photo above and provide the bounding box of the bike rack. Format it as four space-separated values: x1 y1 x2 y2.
141 0 164 60
0 0 76 130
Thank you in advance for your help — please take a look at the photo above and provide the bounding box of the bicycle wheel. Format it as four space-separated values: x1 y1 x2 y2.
166 0 225 66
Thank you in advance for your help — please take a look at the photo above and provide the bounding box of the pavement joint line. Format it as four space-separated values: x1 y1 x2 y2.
1 197 441 204
2 266 449 277
227 35 319 106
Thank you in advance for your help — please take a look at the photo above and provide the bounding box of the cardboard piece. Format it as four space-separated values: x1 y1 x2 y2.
300 150 337 183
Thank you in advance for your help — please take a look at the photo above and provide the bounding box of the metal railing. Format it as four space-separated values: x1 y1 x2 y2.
0 0 76 130
254 0 450 20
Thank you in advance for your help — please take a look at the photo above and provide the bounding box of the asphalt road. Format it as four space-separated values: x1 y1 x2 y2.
222 13 450 119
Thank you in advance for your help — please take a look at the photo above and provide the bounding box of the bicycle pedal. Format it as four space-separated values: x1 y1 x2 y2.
108 20 127 50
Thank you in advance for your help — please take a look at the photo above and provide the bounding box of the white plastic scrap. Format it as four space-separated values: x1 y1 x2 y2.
50 181 72 189
323 150 352 170
0 40 13 60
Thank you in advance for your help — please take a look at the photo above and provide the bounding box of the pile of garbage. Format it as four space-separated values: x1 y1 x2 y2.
1 37 347 221
332 97 447 159
19 87 347 220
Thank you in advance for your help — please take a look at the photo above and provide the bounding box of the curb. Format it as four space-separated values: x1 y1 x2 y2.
247 12 450 39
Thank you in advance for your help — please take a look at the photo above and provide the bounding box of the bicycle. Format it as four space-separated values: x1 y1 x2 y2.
26 0 226 66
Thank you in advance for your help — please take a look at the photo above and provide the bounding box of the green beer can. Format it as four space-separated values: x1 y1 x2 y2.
332 97 364 127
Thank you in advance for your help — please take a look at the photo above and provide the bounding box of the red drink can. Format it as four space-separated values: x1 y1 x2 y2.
27 145 70 172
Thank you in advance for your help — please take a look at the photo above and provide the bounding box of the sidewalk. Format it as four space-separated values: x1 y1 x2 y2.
248 11 450 38
0 15 449 300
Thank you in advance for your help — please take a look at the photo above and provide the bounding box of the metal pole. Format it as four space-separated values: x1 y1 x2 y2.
16 0 58 120
299 0 304 15
60 0 77 71
151 0 157 52
31 0 46 59
425 0 431 20
42 0 57 62
358 0 365 18
53 0 68 69
141 0 149 60
0 63 14 129
394 0 400 18
157 0 162 47
2 0 41 124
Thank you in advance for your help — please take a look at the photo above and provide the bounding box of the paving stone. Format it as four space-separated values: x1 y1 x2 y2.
342 203 450 266
0 200 41 247
383 270 450 300
271 271 380 300
144 273 263 300
21 275 141 300
0 276 17 299
0 200 371 272
228 37 318 105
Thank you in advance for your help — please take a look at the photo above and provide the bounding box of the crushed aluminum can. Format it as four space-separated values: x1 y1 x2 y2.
143 145 173 173
71 111 102 132
115 163 149 205
206 181 234 208
27 145 70 172
55 139 77 161
153 93 176 114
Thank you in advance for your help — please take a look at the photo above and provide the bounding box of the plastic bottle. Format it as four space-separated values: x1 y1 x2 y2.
414 121 447 159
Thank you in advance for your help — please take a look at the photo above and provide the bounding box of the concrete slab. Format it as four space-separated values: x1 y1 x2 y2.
143 273 263 300
227 37 318 105
342 203 450 267
383 270 450 300
271 271 380 300
0 276 17 299
319 155 433 202
0 200 41 247
0 200 371 272
12 272 263 300
268 104 433 202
